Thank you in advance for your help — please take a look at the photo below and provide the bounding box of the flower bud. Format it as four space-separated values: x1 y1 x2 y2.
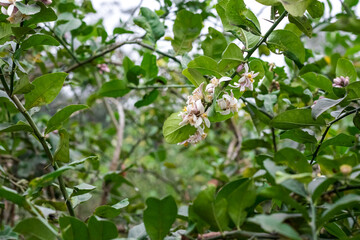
236 64 244 73
340 164 352 175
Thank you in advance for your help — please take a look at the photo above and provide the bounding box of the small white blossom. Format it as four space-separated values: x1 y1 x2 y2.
332 76 349 88
178 127 207 146
205 77 231 101
217 90 239 115
0 0 21 16
179 99 210 128
230 64 259 92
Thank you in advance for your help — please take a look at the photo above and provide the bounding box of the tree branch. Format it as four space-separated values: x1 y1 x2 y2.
310 107 360 164
64 40 182 73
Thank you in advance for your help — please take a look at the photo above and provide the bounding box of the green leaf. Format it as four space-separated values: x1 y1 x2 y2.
353 112 360 130
279 0 311 17
264 159 307 197
259 186 309 218
241 139 271 150
134 89 159 108
182 68 206 87
308 177 336 202
0 22 12 40
322 16 360 35
336 58 357 83
320 133 356 150
113 27 133 35
56 14 82 35
274 148 312 173
59 216 89 240
311 96 346 119
324 223 348 239
88 216 118 240
307 0 325 18
141 53 158 80
14 218 57 240
218 43 244 72
127 66 146 85
171 9 202 55
255 0 280 5
226 0 261 35
192 185 229 231
0 121 33 133
280 129 317 143
186 56 223 78
162 112 197 144
248 214 302 240
271 109 326 129
143 196 177 240
21 34 60 50
201 27 227 60
53 129 70 163
226 180 256 228
94 199 129 219
267 30 305 65
29 166 73 188
0 186 27 207
98 80 130 98
320 194 360 225
13 75 35 94
0 225 18 240
301 72 333 93
24 72 67 110
134 7 165 44
24 2 57 26
71 183 96 197
288 15 312 38
45 105 88 134
15 2 41 15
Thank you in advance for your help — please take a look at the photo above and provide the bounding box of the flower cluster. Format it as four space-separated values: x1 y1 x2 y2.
178 63 259 146
332 76 349 88
0 0 52 24
230 64 259 92
97 63 110 74
217 90 239 115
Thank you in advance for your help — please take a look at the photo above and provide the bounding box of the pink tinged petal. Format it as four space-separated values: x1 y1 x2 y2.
240 85 246 92
239 76 246 83
252 72 259 78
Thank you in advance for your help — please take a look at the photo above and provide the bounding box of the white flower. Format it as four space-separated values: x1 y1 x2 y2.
332 76 349 88
230 64 259 92
205 77 231 101
217 90 239 115
0 0 21 16
178 127 207 146
179 99 210 128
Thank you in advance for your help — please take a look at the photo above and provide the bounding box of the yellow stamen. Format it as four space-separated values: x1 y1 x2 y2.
183 106 187 112
184 142 189 147
202 113 207 118
250 78 254 83
247 74 252 78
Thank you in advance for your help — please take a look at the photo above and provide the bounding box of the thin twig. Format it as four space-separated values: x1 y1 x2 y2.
129 84 194 90
310 107 360 164
64 40 181 73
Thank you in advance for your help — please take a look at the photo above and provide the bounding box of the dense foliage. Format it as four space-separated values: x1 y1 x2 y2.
0 0 360 239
